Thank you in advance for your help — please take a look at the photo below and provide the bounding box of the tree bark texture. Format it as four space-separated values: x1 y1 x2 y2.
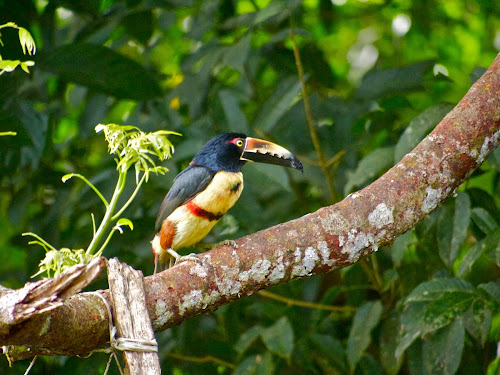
2 53 500 360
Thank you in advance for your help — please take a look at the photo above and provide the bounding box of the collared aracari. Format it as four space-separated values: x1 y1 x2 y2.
151 133 303 273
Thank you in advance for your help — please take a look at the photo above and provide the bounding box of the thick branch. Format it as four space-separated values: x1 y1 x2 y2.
2 53 500 360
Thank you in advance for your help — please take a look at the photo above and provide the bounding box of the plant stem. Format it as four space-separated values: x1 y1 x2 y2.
86 171 126 256
289 28 337 202
66 173 109 208
258 290 356 312
111 172 146 221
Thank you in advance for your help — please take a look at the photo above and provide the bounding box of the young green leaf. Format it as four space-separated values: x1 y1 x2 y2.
18 27 36 55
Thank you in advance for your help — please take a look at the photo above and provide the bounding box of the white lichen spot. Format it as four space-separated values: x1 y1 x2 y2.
368 203 394 229
341 229 375 262
338 235 345 247
422 186 443 213
478 129 500 164
189 263 207 278
179 289 203 315
268 250 285 283
153 299 173 329
287 230 298 239
318 240 335 267
268 263 286 283
291 247 319 277
216 265 242 297
238 259 272 283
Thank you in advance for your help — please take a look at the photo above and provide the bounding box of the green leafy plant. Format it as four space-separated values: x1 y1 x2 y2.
24 124 179 277
0 22 36 75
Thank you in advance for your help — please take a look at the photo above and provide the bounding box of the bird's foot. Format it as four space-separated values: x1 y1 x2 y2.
167 248 201 266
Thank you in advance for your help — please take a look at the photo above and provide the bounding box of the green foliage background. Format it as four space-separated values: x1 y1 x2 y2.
1 0 500 374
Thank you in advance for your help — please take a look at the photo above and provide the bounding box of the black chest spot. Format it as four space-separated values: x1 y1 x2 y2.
231 182 242 192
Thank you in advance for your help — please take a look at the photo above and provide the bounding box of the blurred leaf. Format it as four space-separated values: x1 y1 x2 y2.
437 192 470 268
487 145 500 171
8 185 32 226
347 300 383 370
222 33 252 73
394 104 453 162
390 229 415 266
37 44 162 100
219 89 249 133
422 319 464 375
405 278 476 303
469 67 486 84
253 76 302 133
234 355 259 375
235 325 264 355
470 207 499 234
478 280 500 302
458 231 500 276
234 352 273 375
221 0 289 29
396 302 427 358
380 313 403 375
422 290 475 331
355 61 434 100
463 299 491 345
309 334 347 372
260 317 294 360
253 0 288 25
357 353 383 375
344 147 394 194
256 351 274 375
487 358 500 375
121 10 154 44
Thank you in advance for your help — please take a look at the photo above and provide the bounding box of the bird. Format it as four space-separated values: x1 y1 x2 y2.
151 132 303 273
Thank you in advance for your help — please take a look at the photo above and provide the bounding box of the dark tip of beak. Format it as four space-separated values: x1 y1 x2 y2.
241 137 303 173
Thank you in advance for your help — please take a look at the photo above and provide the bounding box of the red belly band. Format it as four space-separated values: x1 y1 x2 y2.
186 201 223 221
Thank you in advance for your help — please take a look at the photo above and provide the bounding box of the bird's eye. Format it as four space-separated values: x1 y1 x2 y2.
236 139 244 147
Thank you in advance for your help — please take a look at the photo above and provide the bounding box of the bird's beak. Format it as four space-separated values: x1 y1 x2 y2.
241 137 303 172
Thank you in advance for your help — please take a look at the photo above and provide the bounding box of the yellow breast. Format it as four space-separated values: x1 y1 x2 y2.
168 171 244 249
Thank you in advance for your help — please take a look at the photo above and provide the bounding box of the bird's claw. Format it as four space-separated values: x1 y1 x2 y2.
167 249 201 266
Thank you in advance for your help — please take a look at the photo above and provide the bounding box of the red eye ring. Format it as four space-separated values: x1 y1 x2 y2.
226 137 245 147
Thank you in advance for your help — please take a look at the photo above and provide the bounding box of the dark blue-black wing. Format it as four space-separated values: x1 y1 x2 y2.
155 165 215 232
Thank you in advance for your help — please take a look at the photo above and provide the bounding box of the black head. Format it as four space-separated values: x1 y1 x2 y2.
192 133 248 172
191 133 303 173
